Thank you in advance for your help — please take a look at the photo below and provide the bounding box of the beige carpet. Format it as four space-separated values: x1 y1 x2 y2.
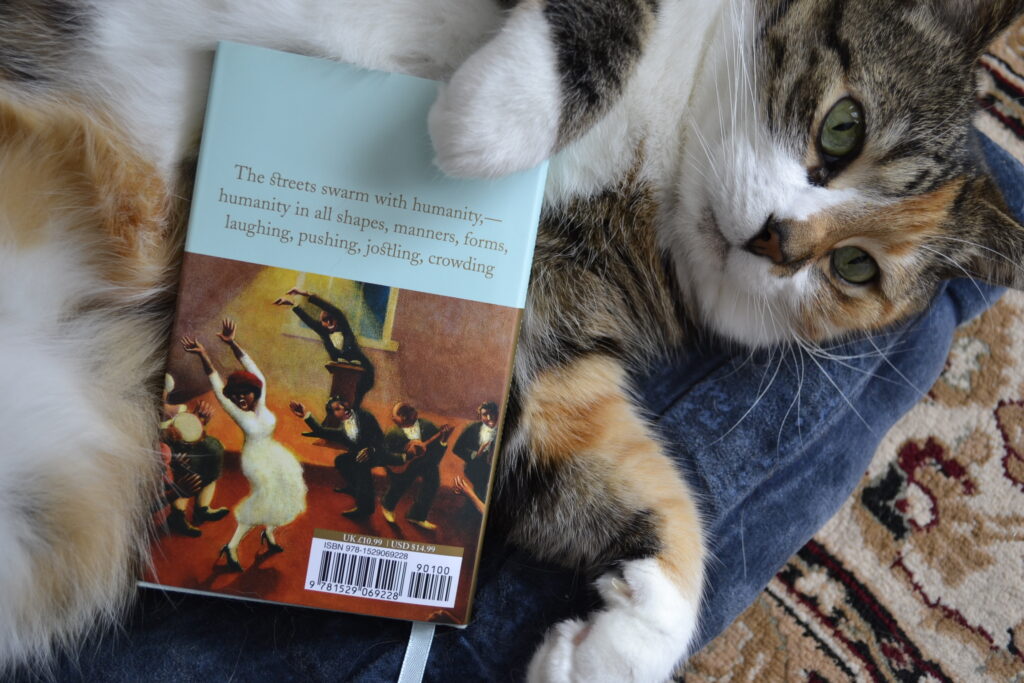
685 22 1024 682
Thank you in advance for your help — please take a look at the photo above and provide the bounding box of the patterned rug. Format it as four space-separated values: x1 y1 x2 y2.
685 22 1024 682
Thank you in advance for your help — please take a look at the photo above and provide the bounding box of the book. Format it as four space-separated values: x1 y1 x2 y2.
145 41 547 625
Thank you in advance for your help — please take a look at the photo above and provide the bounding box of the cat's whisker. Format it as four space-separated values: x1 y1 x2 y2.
791 291 897 370
686 118 723 183
709 48 734 184
681 155 715 185
755 289 770 344
796 342 908 386
796 344 807 443
800 346 875 432
738 11 762 155
706 291 784 446
795 335 892 362
775 343 806 458
727 0 741 163
706 344 785 447
761 288 790 346
912 106 970 149
797 343 883 362
866 335 928 397
931 233 1024 273
734 0 760 155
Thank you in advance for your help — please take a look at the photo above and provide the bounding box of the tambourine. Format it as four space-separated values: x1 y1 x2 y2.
161 411 204 444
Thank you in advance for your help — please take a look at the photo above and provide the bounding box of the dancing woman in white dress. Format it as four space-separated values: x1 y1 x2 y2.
181 319 307 571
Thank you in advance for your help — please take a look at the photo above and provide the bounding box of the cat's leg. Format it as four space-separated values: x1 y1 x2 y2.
505 354 704 682
430 0 658 178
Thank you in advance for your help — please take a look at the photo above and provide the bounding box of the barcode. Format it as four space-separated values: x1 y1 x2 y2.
305 534 461 608
407 571 453 603
316 550 406 593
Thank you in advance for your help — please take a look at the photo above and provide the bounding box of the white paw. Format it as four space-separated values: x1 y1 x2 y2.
527 559 698 683
428 6 560 178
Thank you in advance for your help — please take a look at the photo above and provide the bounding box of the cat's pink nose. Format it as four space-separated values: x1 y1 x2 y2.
745 217 785 264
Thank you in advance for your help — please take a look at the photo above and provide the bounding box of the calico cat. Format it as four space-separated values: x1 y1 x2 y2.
1 0 1023 680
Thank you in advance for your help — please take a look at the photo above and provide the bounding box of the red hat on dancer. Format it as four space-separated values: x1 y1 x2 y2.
223 371 263 400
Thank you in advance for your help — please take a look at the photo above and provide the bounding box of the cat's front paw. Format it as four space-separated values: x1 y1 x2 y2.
526 559 698 683
428 7 560 178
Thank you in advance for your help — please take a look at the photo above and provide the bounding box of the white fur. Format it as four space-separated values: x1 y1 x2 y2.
69 0 503 176
0 235 164 669
526 559 698 683
429 4 562 178
672 133 864 344
545 0 720 207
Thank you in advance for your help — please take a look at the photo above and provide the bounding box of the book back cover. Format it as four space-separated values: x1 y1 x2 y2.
146 42 546 625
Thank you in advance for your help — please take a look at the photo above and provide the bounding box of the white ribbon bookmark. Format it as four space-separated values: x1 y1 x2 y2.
397 622 436 683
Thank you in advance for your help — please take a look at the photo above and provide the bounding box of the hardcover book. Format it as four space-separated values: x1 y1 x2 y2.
145 42 546 625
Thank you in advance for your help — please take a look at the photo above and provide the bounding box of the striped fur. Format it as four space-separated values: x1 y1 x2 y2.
1 0 1024 680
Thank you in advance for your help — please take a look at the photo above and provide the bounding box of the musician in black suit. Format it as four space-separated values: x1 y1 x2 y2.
381 402 452 530
291 396 385 518
452 401 500 504
275 288 375 408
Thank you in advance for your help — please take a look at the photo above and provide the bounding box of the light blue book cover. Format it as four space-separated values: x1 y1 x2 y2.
149 42 547 624
187 41 546 309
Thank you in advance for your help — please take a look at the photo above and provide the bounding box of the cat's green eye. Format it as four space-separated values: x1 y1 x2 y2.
831 246 878 285
820 98 865 159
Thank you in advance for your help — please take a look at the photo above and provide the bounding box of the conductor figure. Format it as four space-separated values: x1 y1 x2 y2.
274 288 376 408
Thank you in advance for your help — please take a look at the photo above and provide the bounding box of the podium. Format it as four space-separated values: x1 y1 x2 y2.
326 361 367 406
299 362 368 452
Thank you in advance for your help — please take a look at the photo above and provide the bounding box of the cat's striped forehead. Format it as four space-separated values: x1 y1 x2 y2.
755 0 978 199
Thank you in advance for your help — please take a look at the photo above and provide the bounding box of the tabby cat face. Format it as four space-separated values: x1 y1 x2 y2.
669 0 1024 347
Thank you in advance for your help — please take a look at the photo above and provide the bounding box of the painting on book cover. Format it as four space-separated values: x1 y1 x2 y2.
149 251 518 624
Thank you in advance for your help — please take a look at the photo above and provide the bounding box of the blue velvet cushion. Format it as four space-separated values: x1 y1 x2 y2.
35 134 1024 681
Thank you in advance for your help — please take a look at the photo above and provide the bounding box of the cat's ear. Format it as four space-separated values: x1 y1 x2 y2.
948 174 1024 289
929 0 1024 55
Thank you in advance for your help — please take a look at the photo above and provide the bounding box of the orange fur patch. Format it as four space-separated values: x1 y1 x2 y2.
0 94 173 292
789 180 965 339
859 180 963 246
777 180 962 269
522 355 629 461
521 355 706 597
